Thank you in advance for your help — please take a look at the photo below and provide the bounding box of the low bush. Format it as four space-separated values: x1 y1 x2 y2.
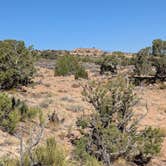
11 97 38 121
39 50 70 59
74 137 103 166
67 105 84 112
25 107 39 120
34 137 67 166
74 66 88 79
0 93 18 133
133 127 163 165
0 138 69 166
134 54 153 76
77 56 103 65
153 56 166 80
76 116 89 129
74 137 89 162
0 158 19 166
84 157 103 166
1 110 21 134
0 93 38 134
54 55 88 79
99 56 114 74
99 54 133 75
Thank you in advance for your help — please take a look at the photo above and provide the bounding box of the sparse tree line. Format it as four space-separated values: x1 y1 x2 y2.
0 39 88 91
98 39 166 85
0 39 165 165
36 49 70 59
132 39 166 85
0 39 163 88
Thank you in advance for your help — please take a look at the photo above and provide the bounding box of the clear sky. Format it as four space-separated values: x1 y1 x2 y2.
0 0 165 52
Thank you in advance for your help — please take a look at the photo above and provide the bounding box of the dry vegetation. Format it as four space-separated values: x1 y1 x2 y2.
0 39 166 166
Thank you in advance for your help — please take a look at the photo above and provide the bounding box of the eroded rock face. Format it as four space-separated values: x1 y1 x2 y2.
70 48 105 56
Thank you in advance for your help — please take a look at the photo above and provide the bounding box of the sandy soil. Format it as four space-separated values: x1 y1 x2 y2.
0 62 165 165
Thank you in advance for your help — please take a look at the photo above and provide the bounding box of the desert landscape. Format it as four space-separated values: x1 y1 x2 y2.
0 40 166 166
0 1 166 165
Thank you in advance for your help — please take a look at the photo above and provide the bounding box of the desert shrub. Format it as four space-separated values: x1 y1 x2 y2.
11 97 29 120
74 66 88 79
0 93 12 115
54 55 88 79
152 56 166 80
0 138 69 166
0 93 18 133
67 105 84 112
34 138 67 166
0 40 35 89
25 107 39 120
73 56 91 63
0 156 30 166
61 96 75 102
133 55 166 85
132 39 166 84
99 54 133 75
152 39 166 56
1 110 21 134
76 116 89 129
77 56 103 65
100 56 117 75
77 76 163 165
74 137 103 166
39 50 70 59
48 111 65 125
132 51 155 85
74 137 89 162
0 158 19 166
134 53 153 76
112 54 133 66
11 97 38 121
133 127 163 165
54 55 78 76
0 93 38 134
84 157 103 166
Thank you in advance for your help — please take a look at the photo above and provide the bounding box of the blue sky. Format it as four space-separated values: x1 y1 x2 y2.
0 0 165 52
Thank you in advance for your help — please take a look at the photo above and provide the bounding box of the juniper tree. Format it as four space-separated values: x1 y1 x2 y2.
77 76 163 166
0 40 35 89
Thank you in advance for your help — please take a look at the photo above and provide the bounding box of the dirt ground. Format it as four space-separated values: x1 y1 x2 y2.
0 61 165 165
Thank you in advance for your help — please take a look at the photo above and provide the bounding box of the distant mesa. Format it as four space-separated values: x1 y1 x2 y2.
37 48 133 58
70 48 105 56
